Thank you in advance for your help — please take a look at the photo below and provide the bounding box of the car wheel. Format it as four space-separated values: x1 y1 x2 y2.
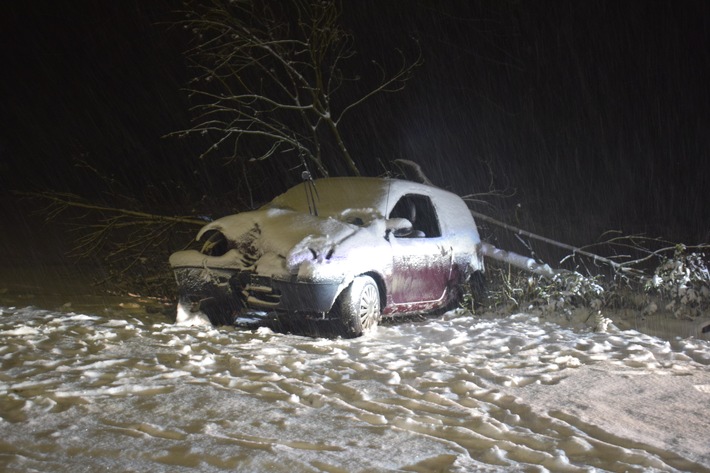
336 275 381 338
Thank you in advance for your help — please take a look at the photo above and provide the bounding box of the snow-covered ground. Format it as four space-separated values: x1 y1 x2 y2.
1 303 708 472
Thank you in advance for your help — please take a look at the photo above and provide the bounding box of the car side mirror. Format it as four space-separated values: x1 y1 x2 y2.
385 218 413 240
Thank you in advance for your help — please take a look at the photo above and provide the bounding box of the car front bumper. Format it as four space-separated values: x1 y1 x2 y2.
173 267 342 325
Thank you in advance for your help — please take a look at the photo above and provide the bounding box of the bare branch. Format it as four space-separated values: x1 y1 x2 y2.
173 0 421 177
336 45 423 125
18 191 206 227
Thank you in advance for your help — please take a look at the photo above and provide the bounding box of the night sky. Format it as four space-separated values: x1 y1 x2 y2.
1 0 709 268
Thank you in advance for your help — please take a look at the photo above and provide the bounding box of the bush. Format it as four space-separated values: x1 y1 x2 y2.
644 247 710 319
477 245 709 326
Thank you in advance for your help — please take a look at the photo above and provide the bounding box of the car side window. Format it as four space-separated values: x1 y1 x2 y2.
389 194 442 238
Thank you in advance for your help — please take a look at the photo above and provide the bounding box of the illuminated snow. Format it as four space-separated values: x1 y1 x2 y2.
1 305 709 472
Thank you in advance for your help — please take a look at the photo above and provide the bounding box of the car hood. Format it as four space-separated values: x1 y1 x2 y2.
170 207 386 279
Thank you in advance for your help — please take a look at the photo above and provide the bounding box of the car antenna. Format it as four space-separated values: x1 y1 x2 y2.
300 160 319 216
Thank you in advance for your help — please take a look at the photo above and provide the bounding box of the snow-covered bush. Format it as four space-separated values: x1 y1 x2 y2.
533 271 606 313
481 260 605 315
644 247 710 319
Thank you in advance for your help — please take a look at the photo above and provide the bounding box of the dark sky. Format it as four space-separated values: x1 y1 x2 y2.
1 1 193 195
1 0 709 247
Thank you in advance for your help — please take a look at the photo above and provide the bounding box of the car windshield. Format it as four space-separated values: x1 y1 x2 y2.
268 178 392 218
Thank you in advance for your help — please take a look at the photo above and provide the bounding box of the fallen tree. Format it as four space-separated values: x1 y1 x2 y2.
394 159 710 331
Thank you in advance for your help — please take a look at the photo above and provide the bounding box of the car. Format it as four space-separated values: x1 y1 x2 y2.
169 177 485 337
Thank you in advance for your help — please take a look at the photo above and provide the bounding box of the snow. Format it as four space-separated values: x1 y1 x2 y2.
175 300 212 326
170 207 368 280
1 304 708 472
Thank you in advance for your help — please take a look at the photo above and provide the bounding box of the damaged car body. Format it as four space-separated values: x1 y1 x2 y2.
169 177 484 337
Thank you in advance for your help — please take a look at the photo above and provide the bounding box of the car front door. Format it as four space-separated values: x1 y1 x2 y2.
387 195 453 307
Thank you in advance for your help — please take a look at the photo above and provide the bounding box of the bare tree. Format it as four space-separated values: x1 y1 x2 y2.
172 0 422 177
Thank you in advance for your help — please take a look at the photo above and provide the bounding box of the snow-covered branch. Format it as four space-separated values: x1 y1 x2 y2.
469 208 632 275
481 242 557 278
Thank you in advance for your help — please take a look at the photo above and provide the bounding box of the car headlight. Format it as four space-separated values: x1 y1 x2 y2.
285 235 336 274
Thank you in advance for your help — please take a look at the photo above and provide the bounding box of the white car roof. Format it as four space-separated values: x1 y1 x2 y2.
270 177 392 216
270 177 470 221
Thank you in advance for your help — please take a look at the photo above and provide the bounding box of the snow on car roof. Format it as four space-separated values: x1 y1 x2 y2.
269 177 464 218
269 177 392 216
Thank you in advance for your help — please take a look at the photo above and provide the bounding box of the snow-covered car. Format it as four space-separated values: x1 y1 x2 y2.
169 177 484 337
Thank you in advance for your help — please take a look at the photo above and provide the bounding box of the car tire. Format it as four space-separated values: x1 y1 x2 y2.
336 275 381 338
